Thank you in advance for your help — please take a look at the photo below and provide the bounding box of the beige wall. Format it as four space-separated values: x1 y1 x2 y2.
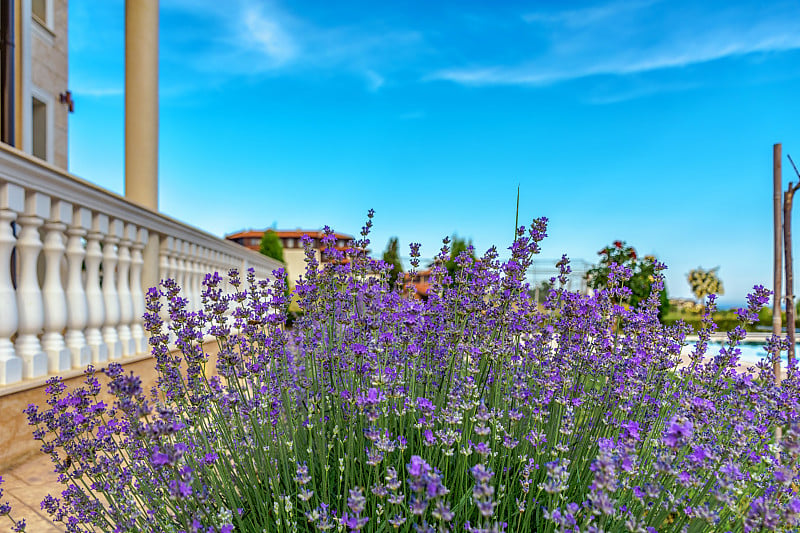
0 342 222 470
30 0 68 169
284 247 319 285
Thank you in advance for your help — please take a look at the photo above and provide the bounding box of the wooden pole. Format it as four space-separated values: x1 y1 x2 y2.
774 143 783 385
784 184 795 371
784 154 800 377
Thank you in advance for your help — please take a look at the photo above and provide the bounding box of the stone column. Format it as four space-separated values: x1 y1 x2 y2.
124 0 159 211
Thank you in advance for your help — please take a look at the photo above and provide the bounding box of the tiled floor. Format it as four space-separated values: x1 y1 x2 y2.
2 453 64 532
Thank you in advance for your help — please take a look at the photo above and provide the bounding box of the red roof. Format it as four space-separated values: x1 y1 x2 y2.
226 229 354 241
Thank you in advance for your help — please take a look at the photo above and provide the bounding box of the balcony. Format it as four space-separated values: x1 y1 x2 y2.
0 143 282 465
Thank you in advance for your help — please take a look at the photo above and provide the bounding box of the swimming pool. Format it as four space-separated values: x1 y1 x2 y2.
683 341 790 364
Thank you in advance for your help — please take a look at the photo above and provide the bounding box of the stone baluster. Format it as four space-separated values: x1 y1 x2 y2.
14 192 49 378
197 246 208 304
64 206 92 368
130 227 148 354
102 219 123 359
159 235 172 283
169 239 180 288
0 183 23 385
41 199 72 372
186 243 197 311
117 223 134 356
159 236 175 342
84 214 108 363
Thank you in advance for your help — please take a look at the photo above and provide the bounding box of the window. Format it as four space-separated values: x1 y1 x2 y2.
32 0 48 26
32 96 47 160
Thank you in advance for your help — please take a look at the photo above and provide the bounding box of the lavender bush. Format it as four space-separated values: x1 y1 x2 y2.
2 212 800 532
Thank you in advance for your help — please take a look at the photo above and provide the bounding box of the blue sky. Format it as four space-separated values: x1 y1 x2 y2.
68 0 800 307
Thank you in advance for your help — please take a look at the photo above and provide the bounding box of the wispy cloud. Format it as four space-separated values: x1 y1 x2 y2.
161 0 422 92
429 1 800 91
73 87 124 98
399 110 426 120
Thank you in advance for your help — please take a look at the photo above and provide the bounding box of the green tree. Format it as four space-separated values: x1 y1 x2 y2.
382 237 404 285
586 240 670 320
259 230 284 263
445 235 475 281
687 267 724 303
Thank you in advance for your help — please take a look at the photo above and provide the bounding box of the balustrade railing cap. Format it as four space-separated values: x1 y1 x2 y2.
24 191 50 218
0 182 23 211
92 213 109 233
72 206 91 230
49 199 72 224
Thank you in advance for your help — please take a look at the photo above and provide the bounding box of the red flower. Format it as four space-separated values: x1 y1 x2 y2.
614 240 623 248
630 250 637 260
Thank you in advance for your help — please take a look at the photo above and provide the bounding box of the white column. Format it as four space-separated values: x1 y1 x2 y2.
41 200 72 372
102 220 123 359
14 192 49 379
170 239 180 287
130 227 148 354
186 243 197 311
159 235 172 283
124 0 159 211
117 223 135 356
0 183 23 385
64 207 92 368
159 236 174 340
85 214 108 363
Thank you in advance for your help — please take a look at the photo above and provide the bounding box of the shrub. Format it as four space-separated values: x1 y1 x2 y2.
2 213 800 532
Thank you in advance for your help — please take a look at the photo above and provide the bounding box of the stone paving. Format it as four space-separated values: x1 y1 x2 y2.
2 453 64 532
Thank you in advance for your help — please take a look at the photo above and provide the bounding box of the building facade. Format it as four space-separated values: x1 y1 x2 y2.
226 229 354 283
1 0 70 168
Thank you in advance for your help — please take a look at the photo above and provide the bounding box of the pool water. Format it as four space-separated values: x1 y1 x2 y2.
684 341 790 364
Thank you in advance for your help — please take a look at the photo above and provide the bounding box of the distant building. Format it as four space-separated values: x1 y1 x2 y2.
404 268 432 299
226 229 354 283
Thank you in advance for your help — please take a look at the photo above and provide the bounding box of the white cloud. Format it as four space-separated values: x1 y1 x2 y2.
430 1 800 88
162 0 422 90
240 4 298 65
364 70 385 92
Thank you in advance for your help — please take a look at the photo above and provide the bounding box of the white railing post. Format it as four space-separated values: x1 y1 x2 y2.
64 206 91 368
102 219 123 359
85 213 108 363
41 199 72 373
0 182 23 384
176 239 187 301
14 191 49 378
186 242 197 311
130 227 148 354
117 223 134 356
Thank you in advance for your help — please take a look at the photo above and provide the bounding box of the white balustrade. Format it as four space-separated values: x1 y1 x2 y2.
102 219 123 359
85 213 108 363
0 183 23 384
64 206 91 368
41 199 72 372
14 192 49 378
0 145 282 388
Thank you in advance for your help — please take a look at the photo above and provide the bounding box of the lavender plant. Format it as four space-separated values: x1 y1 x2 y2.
2 212 799 532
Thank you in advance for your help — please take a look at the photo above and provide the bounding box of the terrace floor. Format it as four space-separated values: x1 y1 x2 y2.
2 452 64 532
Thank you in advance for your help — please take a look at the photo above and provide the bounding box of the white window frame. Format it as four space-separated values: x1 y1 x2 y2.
29 85 54 164
31 0 53 32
